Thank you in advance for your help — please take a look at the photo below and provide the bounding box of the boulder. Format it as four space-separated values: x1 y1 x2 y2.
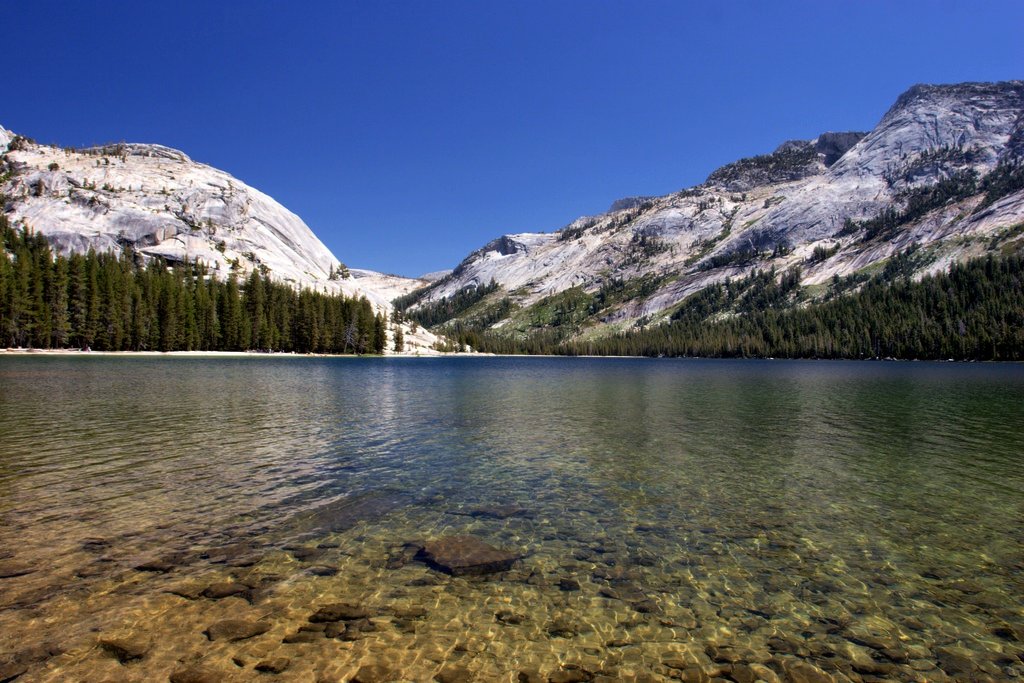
416 535 519 576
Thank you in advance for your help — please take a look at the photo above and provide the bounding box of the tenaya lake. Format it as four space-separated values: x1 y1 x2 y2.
0 356 1022 682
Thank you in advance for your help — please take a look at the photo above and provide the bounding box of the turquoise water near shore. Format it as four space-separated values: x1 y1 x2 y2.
0 357 1022 681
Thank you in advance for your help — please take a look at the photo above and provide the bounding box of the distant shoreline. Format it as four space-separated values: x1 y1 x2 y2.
0 348 1004 362
0 348 477 359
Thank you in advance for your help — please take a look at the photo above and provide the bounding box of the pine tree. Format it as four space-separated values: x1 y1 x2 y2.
244 270 266 350
222 275 244 350
49 255 70 347
7 234 32 347
373 312 387 354
83 251 100 349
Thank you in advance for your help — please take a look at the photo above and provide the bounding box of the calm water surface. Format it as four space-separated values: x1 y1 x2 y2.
0 357 1022 682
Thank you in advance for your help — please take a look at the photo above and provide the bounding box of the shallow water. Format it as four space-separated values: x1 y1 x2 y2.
0 356 1022 682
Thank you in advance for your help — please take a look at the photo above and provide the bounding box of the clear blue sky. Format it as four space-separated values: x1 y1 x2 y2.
3 1 1022 277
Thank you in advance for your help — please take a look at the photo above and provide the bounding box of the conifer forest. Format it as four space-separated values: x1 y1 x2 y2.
0 215 388 354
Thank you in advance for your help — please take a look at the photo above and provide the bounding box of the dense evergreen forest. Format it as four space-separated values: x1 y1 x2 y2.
393 279 500 328
441 247 1024 360
0 215 389 353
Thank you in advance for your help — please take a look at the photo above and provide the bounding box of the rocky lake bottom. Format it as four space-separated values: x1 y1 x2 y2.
0 357 1022 682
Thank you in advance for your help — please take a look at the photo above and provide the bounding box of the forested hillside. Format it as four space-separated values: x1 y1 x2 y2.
0 214 389 354
444 244 1024 360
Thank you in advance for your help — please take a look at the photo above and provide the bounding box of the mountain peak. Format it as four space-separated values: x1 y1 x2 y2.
884 81 1024 122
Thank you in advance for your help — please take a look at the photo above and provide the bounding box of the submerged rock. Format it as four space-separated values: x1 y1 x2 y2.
204 619 270 642
165 583 205 600
496 610 526 625
286 546 323 562
73 563 109 579
392 606 428 620
0 643 65 683
330 618 376 641
558 578 581 592
934 645 982 676
134 553 186 573
773 658 835 683
416 535 519 576
169 666 222 683
546 618 579 638
309 603 371 622
99 637 149 663
323 622 349 639
350 663 396 683
201 582 250 600
435 664 473 683
80 537 111 553
630 598 662 614
203 543 259 567
0 562 35 579
255 657 290 674
0 661 28 682
307 564 338 577
468 505 529 519
386 542 423 569
548 665 593 682
282 490 411 537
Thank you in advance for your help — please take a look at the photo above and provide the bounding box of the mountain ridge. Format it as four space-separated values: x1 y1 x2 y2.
400 80 1024 349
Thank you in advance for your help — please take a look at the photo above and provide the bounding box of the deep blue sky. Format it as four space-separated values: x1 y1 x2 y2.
3 2 1022 276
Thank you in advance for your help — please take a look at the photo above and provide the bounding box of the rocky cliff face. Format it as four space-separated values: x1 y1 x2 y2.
0 126 443 353
1 134 341 287
411 81 1024 336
